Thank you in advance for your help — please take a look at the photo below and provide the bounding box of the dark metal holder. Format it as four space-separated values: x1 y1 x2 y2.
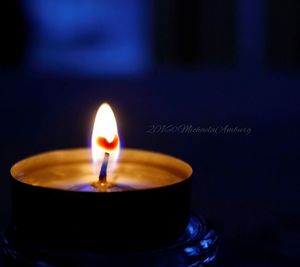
10 170 192 251
1 215 218 267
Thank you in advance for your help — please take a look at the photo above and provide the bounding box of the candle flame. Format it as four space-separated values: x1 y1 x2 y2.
91 103 120 175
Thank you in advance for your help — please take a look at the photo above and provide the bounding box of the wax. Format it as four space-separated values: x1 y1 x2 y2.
12 148 191 192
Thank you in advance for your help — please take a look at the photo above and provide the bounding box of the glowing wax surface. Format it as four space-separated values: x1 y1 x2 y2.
11 149 192 192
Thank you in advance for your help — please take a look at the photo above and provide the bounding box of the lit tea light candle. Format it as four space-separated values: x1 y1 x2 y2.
10 103 193 251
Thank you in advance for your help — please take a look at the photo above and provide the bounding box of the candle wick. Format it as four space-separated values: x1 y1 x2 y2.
99 152 110 183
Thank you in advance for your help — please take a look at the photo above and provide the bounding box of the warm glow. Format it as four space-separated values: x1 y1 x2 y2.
91 103 120 175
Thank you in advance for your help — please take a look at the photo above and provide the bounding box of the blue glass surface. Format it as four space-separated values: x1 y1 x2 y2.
1 215 218 267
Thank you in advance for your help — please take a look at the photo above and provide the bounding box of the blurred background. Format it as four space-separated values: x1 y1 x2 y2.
0 0 299 266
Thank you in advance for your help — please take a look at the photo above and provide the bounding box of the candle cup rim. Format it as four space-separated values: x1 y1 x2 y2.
10 148 193 193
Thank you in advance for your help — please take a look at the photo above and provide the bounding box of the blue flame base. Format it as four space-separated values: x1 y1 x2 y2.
1 215 218 267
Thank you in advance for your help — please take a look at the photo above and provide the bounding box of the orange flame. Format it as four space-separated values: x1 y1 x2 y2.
91 103 120 174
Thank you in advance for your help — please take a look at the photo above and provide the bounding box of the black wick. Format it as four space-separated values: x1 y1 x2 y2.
99 152 110 184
